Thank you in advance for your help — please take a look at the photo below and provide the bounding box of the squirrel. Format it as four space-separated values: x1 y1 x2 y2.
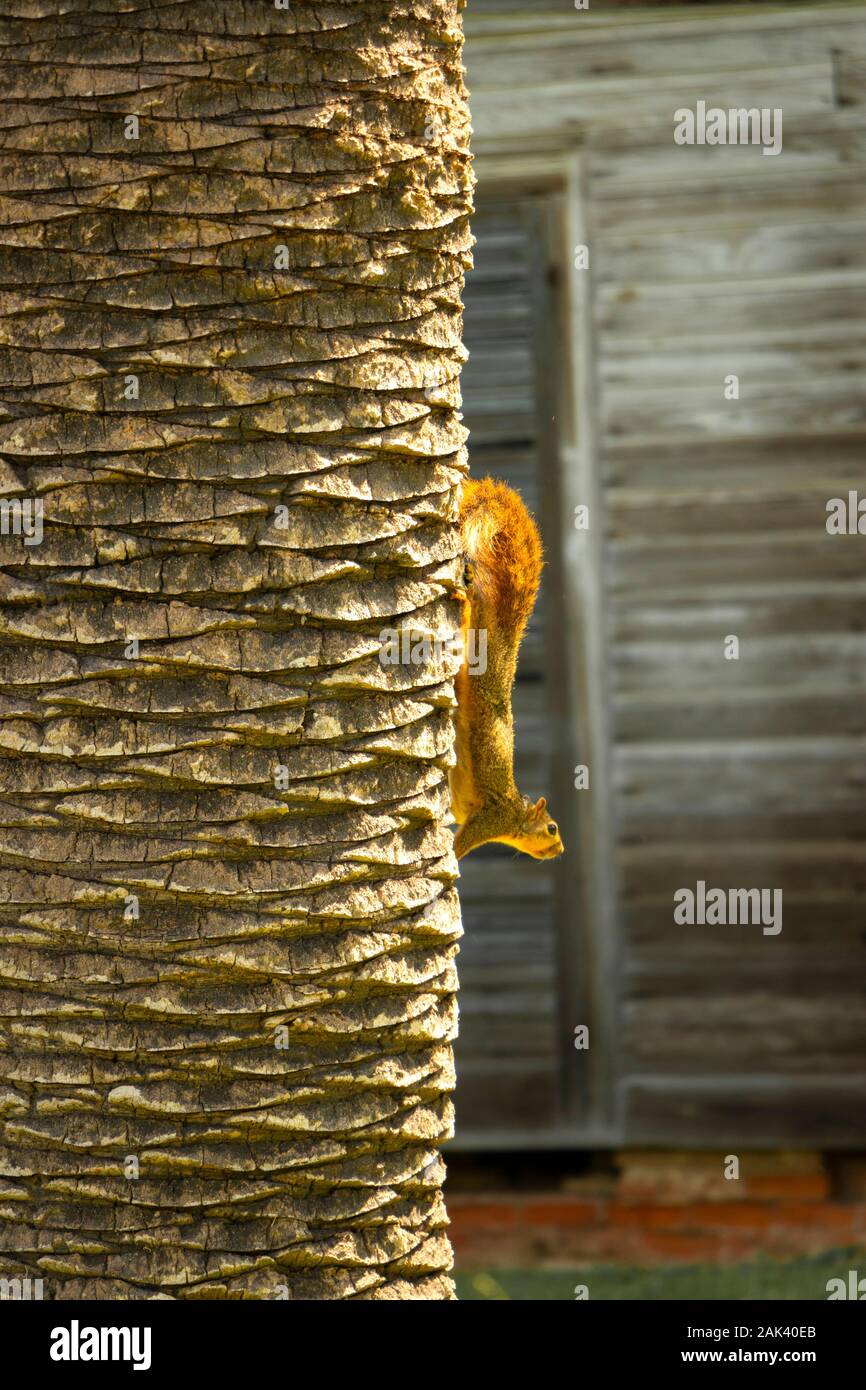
449 476 565 861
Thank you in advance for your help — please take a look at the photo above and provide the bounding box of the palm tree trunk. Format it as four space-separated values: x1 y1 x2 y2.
0 0 472 1300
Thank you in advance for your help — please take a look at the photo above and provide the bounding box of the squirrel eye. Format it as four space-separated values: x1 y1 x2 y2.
547 822 557 836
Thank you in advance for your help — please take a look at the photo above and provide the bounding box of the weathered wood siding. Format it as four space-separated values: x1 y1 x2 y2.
461 2 866 1146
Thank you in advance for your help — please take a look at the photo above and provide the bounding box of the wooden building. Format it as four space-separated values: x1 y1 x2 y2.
453 0 866 1149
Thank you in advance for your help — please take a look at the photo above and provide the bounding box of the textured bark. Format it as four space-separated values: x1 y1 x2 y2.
0 0 472 1299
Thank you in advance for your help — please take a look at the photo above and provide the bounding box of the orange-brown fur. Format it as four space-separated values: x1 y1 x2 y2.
450 478 564 861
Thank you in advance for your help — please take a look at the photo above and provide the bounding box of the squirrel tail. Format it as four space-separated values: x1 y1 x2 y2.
460 477 543 637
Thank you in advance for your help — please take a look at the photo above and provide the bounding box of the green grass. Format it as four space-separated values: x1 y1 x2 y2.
455 1248 866 1300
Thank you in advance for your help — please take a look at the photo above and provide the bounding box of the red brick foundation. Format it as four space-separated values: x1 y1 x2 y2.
447 1151 866 1267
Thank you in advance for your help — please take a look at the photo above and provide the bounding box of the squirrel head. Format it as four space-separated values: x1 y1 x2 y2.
501 796 564 861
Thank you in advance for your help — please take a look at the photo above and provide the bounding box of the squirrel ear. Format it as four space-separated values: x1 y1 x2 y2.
530 796 547 820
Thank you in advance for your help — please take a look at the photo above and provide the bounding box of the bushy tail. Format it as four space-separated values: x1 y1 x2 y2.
460 477 543 637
